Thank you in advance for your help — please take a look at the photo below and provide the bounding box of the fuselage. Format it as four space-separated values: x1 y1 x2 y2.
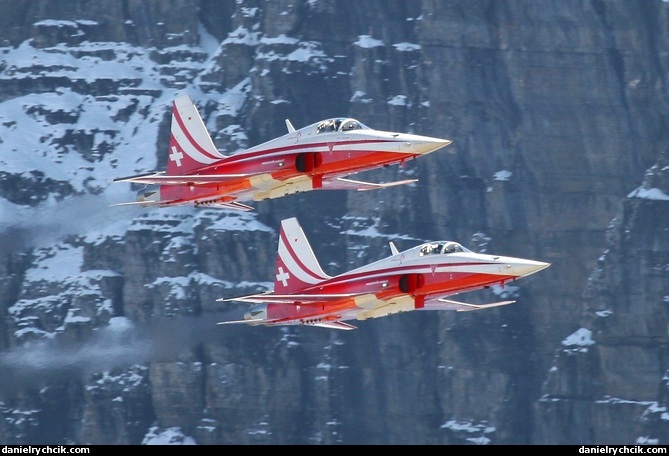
157 117 451 206
243 241 550 326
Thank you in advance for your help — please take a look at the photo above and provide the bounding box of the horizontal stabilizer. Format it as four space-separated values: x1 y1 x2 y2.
109 200 160 207
113 171 162 182
113 172 251 185
437 298 516 312
216 319 252 326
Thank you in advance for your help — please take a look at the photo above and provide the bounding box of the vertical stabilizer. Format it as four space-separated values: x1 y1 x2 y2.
274 218 331 293
167 94 226 175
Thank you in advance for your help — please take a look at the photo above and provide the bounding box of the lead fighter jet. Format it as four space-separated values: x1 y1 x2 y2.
113 94 452 211
218 217 551 330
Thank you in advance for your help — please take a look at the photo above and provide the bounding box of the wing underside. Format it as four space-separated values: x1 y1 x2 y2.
325 177 417 191
431 298 516 312
217 318 357 330
114 173 416 189
217 290 517 330
109 194 255 211
222 292 515 309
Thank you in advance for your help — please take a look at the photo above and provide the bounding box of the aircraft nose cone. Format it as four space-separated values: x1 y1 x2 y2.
507 259 551 278
411 138 452 155
396 133 452 155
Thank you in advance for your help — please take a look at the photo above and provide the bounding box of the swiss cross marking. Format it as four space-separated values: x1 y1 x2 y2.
276 267 290 287
169 146 184 167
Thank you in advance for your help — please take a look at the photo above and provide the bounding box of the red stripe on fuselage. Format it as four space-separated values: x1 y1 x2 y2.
197 139 407 172
294 262 507 294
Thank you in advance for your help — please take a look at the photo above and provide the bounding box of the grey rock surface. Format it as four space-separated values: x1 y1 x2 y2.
0 0 667 445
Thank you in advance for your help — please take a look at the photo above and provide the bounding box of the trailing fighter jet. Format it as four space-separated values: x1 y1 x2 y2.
217 217 551 330
112 94 452 211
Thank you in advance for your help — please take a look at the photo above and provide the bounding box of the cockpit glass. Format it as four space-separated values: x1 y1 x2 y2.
419 242 467 255
341 120 362 131
420 243 441 256
442 242 463 254
317 118 368 133
316 120 336 133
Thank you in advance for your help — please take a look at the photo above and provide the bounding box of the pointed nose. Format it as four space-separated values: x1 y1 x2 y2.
395 133 452 155
505 259 551 278
406 137 452 155
421 138 452 154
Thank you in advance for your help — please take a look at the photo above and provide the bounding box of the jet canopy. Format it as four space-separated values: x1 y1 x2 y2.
316 118 370 134
419 241 471 256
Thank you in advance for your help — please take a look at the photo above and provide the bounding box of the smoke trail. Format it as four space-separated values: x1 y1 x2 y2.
0 193 136 253
0 313 229 396
0 317 148 394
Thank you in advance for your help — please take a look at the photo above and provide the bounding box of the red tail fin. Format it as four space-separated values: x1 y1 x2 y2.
274 218 331 293
166 94 226 176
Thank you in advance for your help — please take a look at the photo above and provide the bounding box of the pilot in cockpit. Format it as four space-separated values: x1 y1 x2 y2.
420 242 465 256
317 118 364 133
420 243 441 256
442 242 460 254
341 119 362 131
317 120 335 133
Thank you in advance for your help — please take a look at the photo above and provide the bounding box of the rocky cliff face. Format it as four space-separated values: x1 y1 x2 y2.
0 0 668 445
536 152 669 445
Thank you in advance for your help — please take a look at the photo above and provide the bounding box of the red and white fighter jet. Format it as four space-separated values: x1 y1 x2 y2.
113 94 452 211
218 217 551 330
